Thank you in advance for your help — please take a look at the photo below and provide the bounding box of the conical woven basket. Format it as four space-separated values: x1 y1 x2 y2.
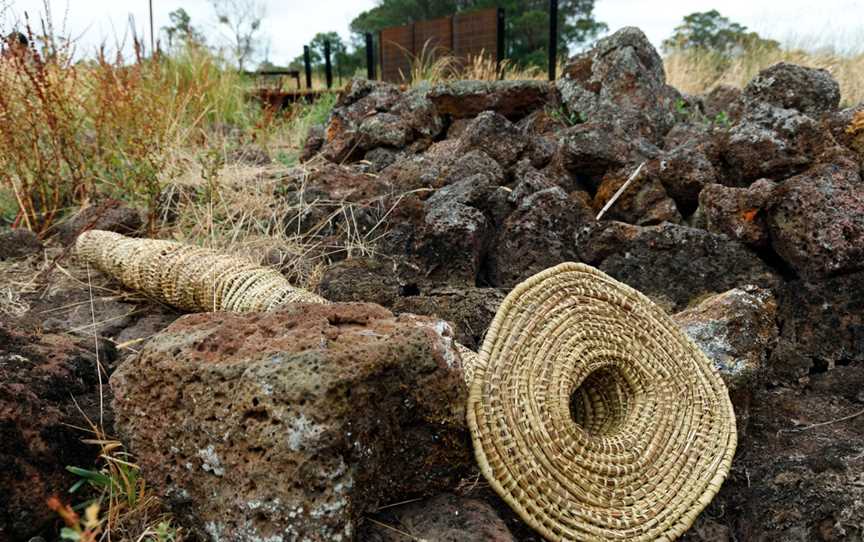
467 262 736 541
75 230 327 312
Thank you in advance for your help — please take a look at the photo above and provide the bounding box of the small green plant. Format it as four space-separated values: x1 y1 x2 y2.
546 105 586 126
712 110 731 127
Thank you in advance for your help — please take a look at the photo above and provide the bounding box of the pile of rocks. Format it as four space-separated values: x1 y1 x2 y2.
3 26 864 541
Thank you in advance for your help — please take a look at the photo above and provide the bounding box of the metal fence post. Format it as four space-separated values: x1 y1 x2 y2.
496 8 505 78
365 33 375 80
548 0 558 81
303 45 312 89
324 40 333 89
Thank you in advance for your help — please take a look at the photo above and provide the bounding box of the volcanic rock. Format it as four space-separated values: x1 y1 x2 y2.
577 222 778 311
110 304 472 542
427 80 555 120
743 62 841 116
767 154 864 278
698 179 776 248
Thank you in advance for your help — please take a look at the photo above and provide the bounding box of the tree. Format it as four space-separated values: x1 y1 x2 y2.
162 8 205 49
663 10 779 55
210 0 265 70
349 0 606 69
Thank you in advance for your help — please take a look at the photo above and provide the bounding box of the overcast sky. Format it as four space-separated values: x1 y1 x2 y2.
3 0 863 64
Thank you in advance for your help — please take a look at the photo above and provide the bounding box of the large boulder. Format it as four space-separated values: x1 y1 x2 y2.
577 222 778 311
110 304 473 542
674 286 778 393
557 27 681 145
767 153 864 278
0 322 105 540
427 80 555 120
770 271 864 382
743 62 841 117
674 286 778 436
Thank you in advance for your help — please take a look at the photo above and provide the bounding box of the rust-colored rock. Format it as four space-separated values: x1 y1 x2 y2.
110 304 473 542
767 153 864 278
427 80 554 120
592 168 681 225
698 179 776 248
0 322 103 541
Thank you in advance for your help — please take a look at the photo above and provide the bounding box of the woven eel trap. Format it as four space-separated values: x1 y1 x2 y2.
75 230 326 312
466 262 736 541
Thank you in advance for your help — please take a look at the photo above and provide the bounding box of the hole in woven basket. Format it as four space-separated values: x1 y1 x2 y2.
569 366 635 437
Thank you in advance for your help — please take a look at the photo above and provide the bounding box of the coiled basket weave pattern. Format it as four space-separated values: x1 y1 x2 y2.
75 230 327 312
76 232 736 541
467 262 737 541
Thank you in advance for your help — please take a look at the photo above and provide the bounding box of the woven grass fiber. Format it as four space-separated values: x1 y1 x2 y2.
75 230 327 312
467 262 736 541
76 232 736 541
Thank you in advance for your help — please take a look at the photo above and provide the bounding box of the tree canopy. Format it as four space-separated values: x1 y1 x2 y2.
350 0 606 68
663 10 779 55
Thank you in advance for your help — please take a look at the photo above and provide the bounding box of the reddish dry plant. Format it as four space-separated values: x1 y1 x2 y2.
0 25 228 236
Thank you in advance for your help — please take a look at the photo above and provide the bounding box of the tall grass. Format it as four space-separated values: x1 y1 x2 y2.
0 29 262 235
665 46 864 106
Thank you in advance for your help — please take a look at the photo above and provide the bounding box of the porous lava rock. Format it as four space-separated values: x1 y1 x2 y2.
767 153 864 278
697 179 776 248
649 141 720 215
770 271 864 382
557 26 681 144
491 186 595 288
743 62 841 117
321 79 442 163
362 493 516 542
54 199 143 245
0 322 104 541
392 287 506 349
720 101 831 185
110 304 472 542
674 286 778 435
675 286 778 392
577 222 778 311
698 374 864 540
427 80 555 120
455 111 528 167
319 258 404 307
592 168 681 225
0 228 42 260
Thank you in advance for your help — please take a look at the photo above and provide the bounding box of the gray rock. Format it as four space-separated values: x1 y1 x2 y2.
743 62 841 116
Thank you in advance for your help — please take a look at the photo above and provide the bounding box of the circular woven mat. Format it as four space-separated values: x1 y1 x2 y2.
467 263 736 541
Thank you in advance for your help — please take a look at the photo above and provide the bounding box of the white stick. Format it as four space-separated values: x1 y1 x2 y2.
595 161 646 221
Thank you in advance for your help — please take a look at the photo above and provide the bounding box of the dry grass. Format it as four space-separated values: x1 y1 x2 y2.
665 46 864 106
